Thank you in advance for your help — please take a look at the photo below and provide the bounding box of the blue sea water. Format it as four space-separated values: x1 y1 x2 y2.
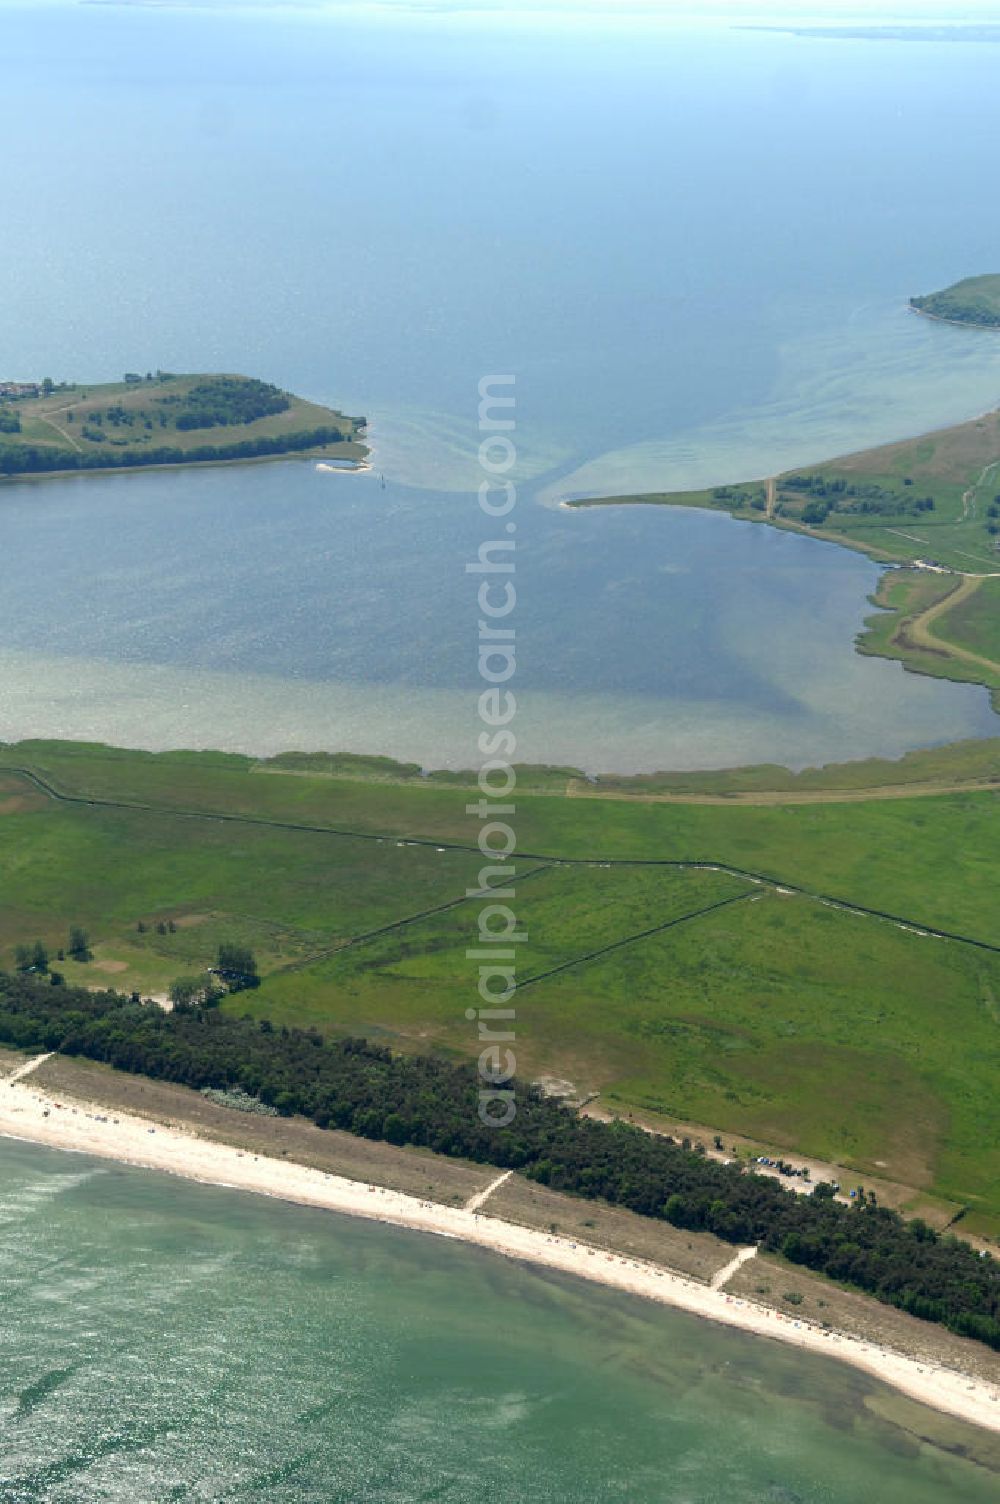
1 1136 997 1503
1 3 1000 767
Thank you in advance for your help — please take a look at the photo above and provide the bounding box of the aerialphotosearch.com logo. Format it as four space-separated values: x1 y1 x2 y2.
466 375 520 1129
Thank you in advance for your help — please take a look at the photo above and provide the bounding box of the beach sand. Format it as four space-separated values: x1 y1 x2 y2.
2 1057 998 1435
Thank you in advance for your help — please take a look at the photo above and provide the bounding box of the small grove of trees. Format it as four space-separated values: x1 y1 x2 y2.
14 941 49 974
783 473 936 522
910 294 1000 328
215 943 259 991
68 927 91 961
711 485 765 510
13 927 90 971
169 975 224 1009
163 376 290 431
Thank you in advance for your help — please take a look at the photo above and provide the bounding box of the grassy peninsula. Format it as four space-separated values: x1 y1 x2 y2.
568 406 1000 702
0 372 367 478
911 275 1000 329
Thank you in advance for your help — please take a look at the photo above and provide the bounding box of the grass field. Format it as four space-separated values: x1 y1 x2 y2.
5 740 1000 939
0 373 367 475
242 881 1000 1215
577 736 1000 796
1 741 999 1226
935 575 1000 670
857 571 1000 700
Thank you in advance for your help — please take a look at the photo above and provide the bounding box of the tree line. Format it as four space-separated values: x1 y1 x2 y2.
0 971 996 1352
0 426 347 476
910 294 1000 328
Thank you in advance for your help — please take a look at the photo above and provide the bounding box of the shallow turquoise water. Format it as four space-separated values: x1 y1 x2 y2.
0 1138 997 1503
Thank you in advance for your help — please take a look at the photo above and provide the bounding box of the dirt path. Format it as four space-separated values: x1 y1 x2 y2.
961 459 1000 522
465 1169 513 1213
565 777 1000 806
38 414 83 453
904 573 1000 678
710 1246 758 1291
2 1052 54 1086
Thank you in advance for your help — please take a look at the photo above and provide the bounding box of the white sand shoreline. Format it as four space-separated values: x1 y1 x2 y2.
2 1068 998 1435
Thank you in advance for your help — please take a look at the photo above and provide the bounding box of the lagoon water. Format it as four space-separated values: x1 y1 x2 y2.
1 460 998 770
2 4 1000 768
1 1136 998 1503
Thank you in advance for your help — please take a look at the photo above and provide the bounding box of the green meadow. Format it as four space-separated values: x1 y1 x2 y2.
935 575 1000 669
1 741 999 1223
12 740 1000 941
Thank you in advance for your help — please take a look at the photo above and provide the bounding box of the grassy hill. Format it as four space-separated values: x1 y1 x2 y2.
0 372 367 478
911 274 1000 328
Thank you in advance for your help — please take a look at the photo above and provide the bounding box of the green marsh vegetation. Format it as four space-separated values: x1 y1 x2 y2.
933 575 1000 668
1 741 999 1229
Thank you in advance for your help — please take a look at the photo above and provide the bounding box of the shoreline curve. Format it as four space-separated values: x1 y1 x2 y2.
1 1068 998 1437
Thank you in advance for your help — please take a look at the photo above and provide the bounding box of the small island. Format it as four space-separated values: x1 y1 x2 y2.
0 372 368 479
910 273 1000 328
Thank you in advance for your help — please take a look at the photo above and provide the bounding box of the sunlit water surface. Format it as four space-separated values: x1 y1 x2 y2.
1 1138 998 1503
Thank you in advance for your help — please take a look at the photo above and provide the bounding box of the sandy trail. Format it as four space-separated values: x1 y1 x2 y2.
37 415 83 453
565 776 1000 806
0 1076 997 1433
464 1169 513 1212
903 573 1000 678
709 1245 757 1290
3 1051 53 1085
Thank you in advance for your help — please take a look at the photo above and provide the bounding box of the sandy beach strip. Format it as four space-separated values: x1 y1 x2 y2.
1 1064 998 1435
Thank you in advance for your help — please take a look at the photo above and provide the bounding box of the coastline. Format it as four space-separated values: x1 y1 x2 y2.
2 1063 998 1436
0 447 370 488
909 304 1000 332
